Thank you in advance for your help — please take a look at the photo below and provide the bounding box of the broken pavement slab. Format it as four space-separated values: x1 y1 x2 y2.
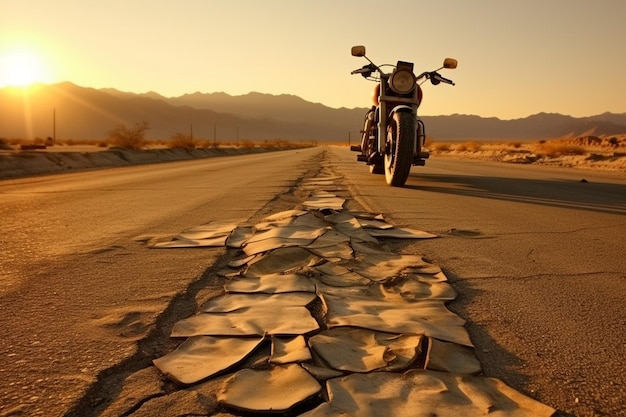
308 327 422 373
300 370 555 417
152 336 264 385
218 364 322 413
141 176 556 416
270 335 312 365
151 223 237 248
224 273 316 294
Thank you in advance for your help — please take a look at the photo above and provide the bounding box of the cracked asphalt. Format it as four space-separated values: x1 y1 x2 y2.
331 150 626 417
1 146 624 417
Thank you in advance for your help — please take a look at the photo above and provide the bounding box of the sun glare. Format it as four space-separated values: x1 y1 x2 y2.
0 49 49 88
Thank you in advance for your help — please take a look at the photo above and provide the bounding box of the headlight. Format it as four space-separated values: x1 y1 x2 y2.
389 69 416 94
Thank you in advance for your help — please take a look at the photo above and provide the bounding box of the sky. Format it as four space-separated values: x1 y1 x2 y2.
1 0 625 120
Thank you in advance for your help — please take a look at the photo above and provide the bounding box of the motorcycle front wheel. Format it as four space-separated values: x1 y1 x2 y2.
384 111 415 186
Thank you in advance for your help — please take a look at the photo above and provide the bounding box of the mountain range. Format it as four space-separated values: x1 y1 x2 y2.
1 82 625 142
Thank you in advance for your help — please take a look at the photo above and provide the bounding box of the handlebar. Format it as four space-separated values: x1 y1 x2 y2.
351 67 369 75
431 73 455 86
417 71 455 86
353 65 456 86
351 63 377 75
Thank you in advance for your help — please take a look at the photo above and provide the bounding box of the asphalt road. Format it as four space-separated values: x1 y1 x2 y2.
329 147 626 417
0 148 324 416
1 146 624 417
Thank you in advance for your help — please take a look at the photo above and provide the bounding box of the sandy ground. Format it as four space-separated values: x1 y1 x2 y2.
428 136 626 173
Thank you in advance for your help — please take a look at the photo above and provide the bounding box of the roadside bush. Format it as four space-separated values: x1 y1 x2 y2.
431 142 451 152
108 121 149 150
193 140 212 148
455 141 482 152
534 142 586 158
466 141 482 152
168 132 195 149
239 140 255 149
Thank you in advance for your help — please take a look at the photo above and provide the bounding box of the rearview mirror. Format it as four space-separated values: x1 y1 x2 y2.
351 46 366 57
443 58 458 69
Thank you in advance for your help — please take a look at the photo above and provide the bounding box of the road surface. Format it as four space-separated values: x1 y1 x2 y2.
0 146 624 417
333 148 626 417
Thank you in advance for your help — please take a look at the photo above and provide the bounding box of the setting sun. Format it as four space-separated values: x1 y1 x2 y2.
0 49 49 88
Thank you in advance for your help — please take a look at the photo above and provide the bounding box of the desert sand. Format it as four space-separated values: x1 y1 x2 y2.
428 135 626 172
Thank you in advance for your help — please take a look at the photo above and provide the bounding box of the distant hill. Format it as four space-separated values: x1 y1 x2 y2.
1 82 625 142
424 112 626 140
0 83 340 142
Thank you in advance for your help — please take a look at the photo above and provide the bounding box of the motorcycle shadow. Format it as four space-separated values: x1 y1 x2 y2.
403 173 626 216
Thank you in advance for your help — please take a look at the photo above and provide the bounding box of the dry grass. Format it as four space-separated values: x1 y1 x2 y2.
429 138 615 156
430 142 451 152
2 137 317 151
426 136 626 171
168 133 195 149
533 142 586 158
455 141 482 152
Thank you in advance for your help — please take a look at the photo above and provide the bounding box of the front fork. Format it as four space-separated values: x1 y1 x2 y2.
414 118 429 165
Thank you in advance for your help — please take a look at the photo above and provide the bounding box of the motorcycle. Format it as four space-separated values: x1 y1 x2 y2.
349 45 457 186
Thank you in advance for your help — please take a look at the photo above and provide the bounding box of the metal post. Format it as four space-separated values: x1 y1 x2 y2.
52 108 56 145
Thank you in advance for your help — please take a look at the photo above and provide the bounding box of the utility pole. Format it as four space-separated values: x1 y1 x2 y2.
213 124 217 146
52 108 56 145
190 123 193 140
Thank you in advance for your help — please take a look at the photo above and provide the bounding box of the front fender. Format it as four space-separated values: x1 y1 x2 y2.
389 104 415 115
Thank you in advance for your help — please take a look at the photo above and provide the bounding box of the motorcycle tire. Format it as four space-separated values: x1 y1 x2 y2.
384 111 415 186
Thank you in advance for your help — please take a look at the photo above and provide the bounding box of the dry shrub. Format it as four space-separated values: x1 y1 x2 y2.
431 142 451 152
263 139 312 148
168 133 195 149
534 142 586 157
264 139 290 147
466 141 482 152
239 140 256 149
195 140 214 148
455 141 482 152
108 121 149 150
